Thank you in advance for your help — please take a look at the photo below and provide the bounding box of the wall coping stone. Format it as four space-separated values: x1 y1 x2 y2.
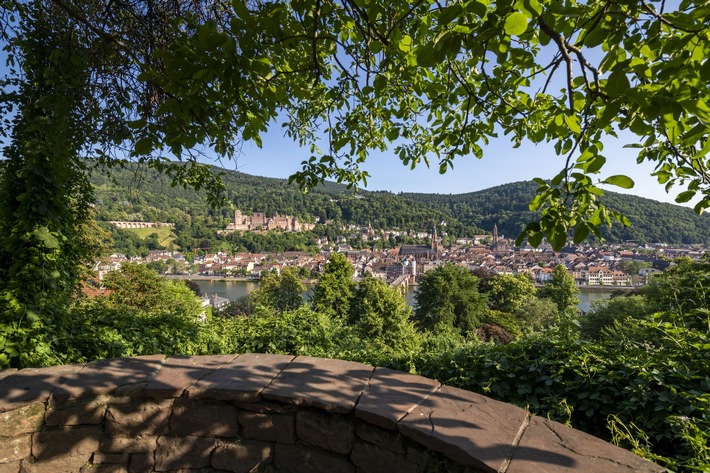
0 354 665 473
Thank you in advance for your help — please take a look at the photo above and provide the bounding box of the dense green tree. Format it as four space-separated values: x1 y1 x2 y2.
413 263 488 334
580 295 651 341
0 3 99 367
250 269 306 314
219 296 255 318
102 263 203 318
514 297 559 332
146 260 169 274
0 0 229 367
484 273 537 314
348 277 420 354
538 265 580 314
311 253 356 319
640 258 710 331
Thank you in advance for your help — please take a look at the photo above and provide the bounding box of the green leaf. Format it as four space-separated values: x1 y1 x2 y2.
573 224 589 244
415 44 437 68
232 0 250 19
584 155 606 174
552 228 567 250
675 190 696 203
135 137 153 155
399 35 413 53
528 231 543 247
605 70 630 95
564 115 581 134
33 227 60 249
504 12 528 36
602 175 634 189
465 0 488 18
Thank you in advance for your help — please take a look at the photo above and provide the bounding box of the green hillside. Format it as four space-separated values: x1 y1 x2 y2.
88 163 485 254
401 181 710 245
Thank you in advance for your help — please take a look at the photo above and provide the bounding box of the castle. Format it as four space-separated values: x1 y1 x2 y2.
223 209 314 234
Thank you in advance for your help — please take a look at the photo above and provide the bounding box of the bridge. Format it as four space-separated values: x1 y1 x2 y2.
389 274 409 294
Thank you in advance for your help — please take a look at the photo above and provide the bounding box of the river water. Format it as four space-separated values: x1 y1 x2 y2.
194 279 613 312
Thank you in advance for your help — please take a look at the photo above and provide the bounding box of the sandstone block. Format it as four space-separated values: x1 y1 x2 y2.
0 461 19 473
170 403 238 437
188 353 293 403
506 416 665 473
263 357 373 414
128 453 154 473
355 367 439 430
405 446 426 465
19 454 91 473
145 355 237 399
105 397 172 436
45 395 111 426
100 436 157 454
53 356 165 402
273 443 356 473
297 410 354 454
91 453 130 464
233 400 298 414
0 404 45 436
80 464 128 473
351 441 417 473
154 436 218 471
239 412 295 444
356 423 406 454
31 426 101 463
398 385 528 472
0 365 84 412
211 440 272 473
0 435 30 463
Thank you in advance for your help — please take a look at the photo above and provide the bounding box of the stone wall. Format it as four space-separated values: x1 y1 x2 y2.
0 354 663 473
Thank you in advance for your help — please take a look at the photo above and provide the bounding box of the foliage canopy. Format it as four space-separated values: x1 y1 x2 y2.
131 0 710 250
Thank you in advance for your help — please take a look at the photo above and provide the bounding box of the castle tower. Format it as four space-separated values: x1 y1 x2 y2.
234 209 242 225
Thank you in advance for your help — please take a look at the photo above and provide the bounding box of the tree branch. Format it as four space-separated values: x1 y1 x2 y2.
50 0 141 64
538 16 574 111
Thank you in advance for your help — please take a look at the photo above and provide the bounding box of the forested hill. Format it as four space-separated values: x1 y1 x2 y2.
86 162 710 245
401 181 710 245
88 163 484 237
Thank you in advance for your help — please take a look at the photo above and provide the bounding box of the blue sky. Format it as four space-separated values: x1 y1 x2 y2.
229 125 683 206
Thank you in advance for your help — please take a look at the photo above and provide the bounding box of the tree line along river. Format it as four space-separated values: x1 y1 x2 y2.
192 279 613 313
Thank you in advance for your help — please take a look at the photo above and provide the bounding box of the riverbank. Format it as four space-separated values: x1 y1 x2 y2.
575 285 637 292
164 274 257 282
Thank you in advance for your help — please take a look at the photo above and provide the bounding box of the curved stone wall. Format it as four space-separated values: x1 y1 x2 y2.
0 354 663 472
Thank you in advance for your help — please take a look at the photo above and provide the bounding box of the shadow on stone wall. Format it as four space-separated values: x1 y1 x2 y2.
0 354 662 472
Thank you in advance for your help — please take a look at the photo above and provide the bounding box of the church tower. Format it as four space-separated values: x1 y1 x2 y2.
493 224 499 245
432 226 439 254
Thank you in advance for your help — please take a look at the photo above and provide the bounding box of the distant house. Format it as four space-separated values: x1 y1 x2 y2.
202 294 230 310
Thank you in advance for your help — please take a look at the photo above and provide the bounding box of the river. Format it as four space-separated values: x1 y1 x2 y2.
194 279 615 312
